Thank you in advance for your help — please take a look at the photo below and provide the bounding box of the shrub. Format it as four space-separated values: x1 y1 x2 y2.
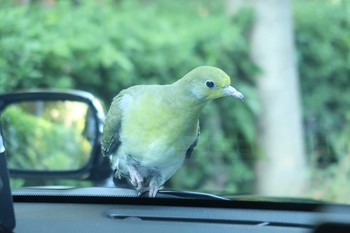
0 0 256 194
294 0 350 202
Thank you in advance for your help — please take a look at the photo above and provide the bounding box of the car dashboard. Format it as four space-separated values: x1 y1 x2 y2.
11 187 350 233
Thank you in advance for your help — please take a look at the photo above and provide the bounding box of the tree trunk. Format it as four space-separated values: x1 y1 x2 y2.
251 0 306 196
227 0 307 196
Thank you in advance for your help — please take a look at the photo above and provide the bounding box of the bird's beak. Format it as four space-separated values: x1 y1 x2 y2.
223 86 244 101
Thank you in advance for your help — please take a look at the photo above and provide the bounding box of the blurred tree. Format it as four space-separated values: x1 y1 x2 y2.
0 0 256 193
15 0 56 4
227 0 306 196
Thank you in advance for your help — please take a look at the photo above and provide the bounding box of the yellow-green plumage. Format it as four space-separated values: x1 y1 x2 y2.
101 66 244 197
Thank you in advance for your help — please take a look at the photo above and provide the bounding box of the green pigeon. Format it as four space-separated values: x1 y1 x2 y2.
101 66 244 197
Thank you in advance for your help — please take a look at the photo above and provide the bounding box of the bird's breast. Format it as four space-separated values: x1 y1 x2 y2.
118 88 200 166
120 126 195 167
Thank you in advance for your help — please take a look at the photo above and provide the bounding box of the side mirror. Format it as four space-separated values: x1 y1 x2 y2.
0 90 111 183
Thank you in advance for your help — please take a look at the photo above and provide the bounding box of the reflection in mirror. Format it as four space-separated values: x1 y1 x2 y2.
0 100 96 171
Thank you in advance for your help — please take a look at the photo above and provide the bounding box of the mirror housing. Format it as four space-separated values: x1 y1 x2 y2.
0 90 111 183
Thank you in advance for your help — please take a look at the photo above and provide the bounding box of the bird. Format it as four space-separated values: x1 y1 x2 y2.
101 66 244 197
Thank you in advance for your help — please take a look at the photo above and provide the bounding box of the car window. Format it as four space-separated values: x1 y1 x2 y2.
0 0 349 206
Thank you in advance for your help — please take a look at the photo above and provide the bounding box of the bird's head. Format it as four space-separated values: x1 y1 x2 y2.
176 66 244 101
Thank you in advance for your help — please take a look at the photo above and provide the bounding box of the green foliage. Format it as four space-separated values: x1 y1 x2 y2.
293 0 350 202
3 0 350 199
0 0 255 100
0 0 257 194
1 104 91 171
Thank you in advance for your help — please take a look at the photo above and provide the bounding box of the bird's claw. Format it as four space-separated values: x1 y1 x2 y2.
127 166 144 195
148 177 161 198
126 166 161 198
148 186 159 198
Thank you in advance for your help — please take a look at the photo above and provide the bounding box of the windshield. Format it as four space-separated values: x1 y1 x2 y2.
1 0 349 205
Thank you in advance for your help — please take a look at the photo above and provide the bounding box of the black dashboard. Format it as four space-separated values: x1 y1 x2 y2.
10 188 350 233
14 202 315 233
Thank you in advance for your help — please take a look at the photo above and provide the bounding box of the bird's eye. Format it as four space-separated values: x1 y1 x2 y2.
205 80 215 88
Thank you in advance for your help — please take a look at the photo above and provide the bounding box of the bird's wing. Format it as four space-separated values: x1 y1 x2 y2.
185 121 200 159
101 91 125 157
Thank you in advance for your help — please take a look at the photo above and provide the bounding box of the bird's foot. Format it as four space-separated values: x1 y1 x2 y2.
113 170 122 179
148 186 159 198
127 166 144 194
148 177 162 198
